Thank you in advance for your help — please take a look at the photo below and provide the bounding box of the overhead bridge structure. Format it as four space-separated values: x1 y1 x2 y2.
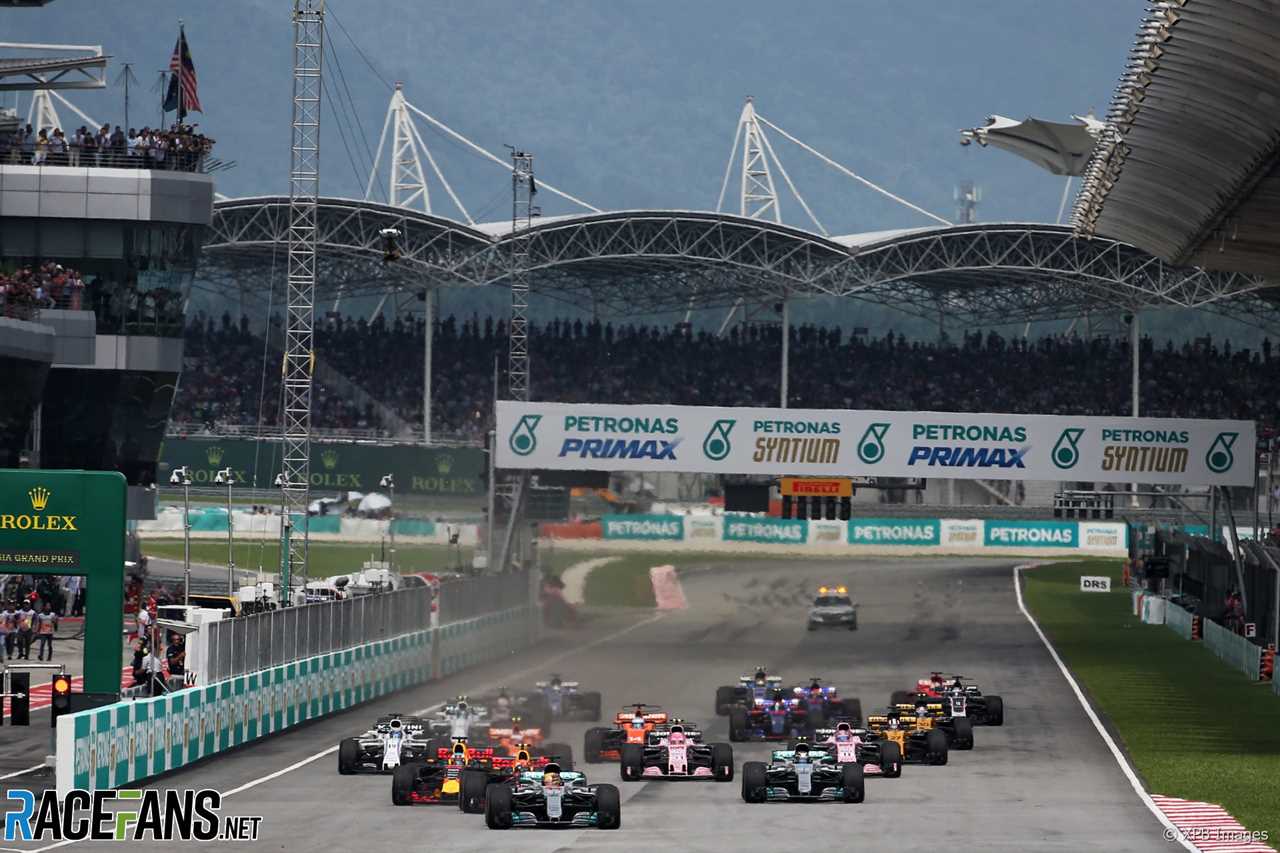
202 197 1271 326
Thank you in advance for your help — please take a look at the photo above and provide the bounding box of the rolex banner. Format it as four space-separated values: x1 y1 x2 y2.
495 401 1255 486
159 439 485 496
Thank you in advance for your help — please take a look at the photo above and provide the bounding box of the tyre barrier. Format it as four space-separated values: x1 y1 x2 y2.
1262 646 1275 682
1191 615 1203 641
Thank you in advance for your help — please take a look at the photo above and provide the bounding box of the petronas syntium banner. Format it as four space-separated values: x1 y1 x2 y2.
159 439 485 496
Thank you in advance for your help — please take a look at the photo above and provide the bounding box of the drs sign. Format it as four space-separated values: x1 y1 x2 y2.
1080 576 1112 592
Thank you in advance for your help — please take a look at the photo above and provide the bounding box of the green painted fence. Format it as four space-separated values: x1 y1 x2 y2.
1164 601 1195 641
1202 617 1263 681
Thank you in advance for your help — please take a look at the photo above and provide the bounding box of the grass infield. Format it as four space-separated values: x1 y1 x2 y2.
141 539 472 578
1021 559 1280 842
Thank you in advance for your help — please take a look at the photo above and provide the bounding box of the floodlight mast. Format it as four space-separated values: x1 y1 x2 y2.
280 0 326 604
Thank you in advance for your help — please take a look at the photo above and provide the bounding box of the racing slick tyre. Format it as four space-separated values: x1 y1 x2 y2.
842 762 866 803
890 690 913 707
595 783 622 829
842 698 863 726
484 783 514 830
619 744 644 781
711 743 735 781
985 695 1004 726
715 685 737 716
581 691 603 722
952 717 974 749
542 742 574 770
584 727 607 763
391 764 417 806
850 612 858 631
926 729 949 766
337 738 359 775
728 707 748 742
879 741 902 778
459 769 490 813
741 761 768 803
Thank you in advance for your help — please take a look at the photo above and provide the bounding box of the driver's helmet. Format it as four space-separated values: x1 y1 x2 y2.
667 726 687 745
887 714 901 729
914 701 929 716
456 698 469 713
495 688 510 706
542 771 561 786
833 723 853 742
388 717 402 730
930 673 945 686
950 677 963 689
793 742 811 761
550 675 562 689
631 714 645 728
754 669 767 685
808 681 823 696
449 742 467 763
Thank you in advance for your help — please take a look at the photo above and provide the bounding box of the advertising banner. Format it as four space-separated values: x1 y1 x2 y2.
940 518 984 547
848 517 941 546
723 515 808 544
984 520 1078 548
808 520 847 546
601 514 684 541
160 439 484 497
495 401 1254 485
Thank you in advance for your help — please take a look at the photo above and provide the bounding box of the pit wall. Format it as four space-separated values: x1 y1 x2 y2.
55 605 535 795
136 507 479 545
544 514 1129 558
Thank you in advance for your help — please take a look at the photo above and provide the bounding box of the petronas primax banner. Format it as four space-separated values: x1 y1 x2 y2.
496 401 1256 486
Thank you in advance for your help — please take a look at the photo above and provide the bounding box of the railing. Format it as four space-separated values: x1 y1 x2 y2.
165 421 481 447
1202 617 1263 681
0 293 39 322
2 148 213 174
202 585 432 683
1164 600 1195 640
437 570 533 624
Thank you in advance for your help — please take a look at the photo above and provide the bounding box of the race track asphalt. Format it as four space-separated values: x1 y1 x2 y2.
0 557 1171 852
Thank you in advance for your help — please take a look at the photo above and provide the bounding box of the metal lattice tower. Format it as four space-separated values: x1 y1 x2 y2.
381 83 430 211
281 0 325 594
738 98 780 222
508 150 535 401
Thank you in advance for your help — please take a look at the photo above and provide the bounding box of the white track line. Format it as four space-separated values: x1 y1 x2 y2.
1013 564 1196 852
0 763 46 781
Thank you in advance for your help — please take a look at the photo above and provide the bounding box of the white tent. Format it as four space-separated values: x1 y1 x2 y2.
960 114 1103 177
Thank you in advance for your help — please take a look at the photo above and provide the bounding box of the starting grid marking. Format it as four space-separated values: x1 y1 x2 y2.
1151 795 1275 853
2 668 134 718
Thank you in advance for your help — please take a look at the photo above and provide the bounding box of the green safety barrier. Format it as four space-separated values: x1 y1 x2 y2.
57 605 533 794
1202 618 1263 681
391 518 437 537
1164 601 1195 641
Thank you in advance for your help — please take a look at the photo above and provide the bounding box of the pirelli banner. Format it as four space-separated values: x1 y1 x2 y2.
496 401 1255 486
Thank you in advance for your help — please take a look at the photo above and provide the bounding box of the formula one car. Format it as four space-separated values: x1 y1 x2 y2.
740 742 865 803
806 721 902 778
532 675 603 722
392 739 555 807
484 764 621 830
618 722 734 782
891 673 1004 726
792 678 863 727
715 667 783 716
484 715 575 767
894 697 974 749
337 714 431 774
806 585 858 631
425 696 492 743
728 688 813 742
584 704 668 763
864 709 949 765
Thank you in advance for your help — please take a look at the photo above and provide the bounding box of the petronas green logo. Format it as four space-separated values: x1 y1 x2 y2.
1205 431 1238 474
702 419 735 461
857 423 890 465
508 414 542 457
1051 428 1084 470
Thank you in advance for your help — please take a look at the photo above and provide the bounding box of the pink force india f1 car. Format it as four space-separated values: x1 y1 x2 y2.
618 721 734 782
800 721 902 778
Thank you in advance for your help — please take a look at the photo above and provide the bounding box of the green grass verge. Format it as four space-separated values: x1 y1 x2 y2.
1022 559 1280 841
141 538 472 577
578 554 666 608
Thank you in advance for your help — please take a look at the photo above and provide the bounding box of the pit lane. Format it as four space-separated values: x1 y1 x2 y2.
11 557 1170 852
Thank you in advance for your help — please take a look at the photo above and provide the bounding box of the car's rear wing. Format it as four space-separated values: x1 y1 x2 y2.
534 680 579 688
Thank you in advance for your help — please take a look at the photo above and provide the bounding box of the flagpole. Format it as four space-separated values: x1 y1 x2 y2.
177 21 184 125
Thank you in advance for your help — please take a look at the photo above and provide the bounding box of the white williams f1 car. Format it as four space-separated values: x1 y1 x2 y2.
338 714 431 774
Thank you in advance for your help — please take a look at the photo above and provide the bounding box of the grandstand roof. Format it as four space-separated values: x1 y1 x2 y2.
0 46 107 91
201 196 1274 328
1072 0 1280 279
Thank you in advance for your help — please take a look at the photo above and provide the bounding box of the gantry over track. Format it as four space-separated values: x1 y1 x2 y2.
201 197 1273 327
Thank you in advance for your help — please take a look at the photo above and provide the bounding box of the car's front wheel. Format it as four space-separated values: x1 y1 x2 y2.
595 783 621 829
741 761 767 803
484 783 514 829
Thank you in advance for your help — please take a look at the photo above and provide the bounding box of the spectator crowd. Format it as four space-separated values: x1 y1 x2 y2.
2 121 215 172
0 261 85 316
170 312 1280 437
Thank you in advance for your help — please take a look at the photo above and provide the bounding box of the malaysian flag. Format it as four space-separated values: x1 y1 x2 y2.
163 25 202 119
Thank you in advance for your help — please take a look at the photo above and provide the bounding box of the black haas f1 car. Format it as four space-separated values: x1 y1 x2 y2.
864 710 949 765
584 704 668 763
792 678 863 727
729 687 812 742
715 667 783 716
802 721 902 778
741 742 865 803
484 764 621 830
894 697 974 750
892 673 1004 726
338 714 431 774
619 722 734 782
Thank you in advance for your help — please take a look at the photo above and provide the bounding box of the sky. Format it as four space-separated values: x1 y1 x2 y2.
3 0 1147 235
